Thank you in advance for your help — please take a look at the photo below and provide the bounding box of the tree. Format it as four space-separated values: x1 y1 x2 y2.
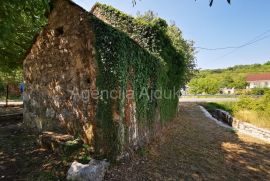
137 10 158 21
220 75 234 88
166 24 197 84
0 69 22 106
188 76 220 95
136 11 197 84
264 61 270 65
0 0 48 73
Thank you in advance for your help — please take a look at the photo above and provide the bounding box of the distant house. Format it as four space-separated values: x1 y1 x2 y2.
181 85 190 96
246 73 270 89
220 87 235 95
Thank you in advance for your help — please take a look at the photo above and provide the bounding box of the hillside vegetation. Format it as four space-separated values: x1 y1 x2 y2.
188 61 270 94
203 92 270 129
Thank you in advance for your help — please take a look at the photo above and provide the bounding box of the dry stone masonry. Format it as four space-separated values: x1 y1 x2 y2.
23 0 186 159
211 109 270 142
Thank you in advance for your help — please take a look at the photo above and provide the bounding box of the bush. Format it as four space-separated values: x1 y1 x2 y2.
0 82 4 92
234 95 255 111
234 93 270 115
203 102 233 113
204 93 270 129
250 88 270 95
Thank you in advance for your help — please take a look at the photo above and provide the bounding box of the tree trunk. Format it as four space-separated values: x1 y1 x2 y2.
5 84 9 107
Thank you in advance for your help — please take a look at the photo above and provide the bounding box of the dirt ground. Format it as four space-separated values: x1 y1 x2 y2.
0 106 22 116
0 106 23 127
0 106 76 181
105 103 270 181
0 103 270 180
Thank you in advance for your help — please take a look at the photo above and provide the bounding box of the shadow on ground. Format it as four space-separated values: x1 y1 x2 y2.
0 106 69 180
0 103 269 180
104 103 270 181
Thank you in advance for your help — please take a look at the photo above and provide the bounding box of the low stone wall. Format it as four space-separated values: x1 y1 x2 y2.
211 109 270 142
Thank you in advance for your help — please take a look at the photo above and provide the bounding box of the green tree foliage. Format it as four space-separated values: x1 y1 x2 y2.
188 62 270 95
0 69 23 85
0 0 48 73
234 93 270 114
264 61 270 65
137 10 158 22
0 69 23 103
166 24 197 84
136 11 197 84
188 76 220 94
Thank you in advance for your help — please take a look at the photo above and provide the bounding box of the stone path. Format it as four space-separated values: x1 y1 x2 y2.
105 103 270 180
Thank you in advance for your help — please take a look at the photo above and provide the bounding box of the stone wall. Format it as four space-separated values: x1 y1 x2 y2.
23 0 172 159
23 0 97 145
212 109 270 142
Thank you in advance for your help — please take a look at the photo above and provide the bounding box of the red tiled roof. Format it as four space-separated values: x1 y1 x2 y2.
246 73 270 82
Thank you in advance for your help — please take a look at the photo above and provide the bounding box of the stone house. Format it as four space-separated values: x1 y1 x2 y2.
219 87 235 95
246 73 270 89
23 0 184 159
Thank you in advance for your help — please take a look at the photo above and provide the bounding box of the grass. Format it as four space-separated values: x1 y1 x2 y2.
0 95 22 102
234 110 270 130
202 102 234 114
203 102 270 130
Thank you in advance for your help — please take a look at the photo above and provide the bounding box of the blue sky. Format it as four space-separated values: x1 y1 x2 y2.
73 0 270 70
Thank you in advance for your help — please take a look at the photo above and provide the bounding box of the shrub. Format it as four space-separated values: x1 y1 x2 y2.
250 88 270 95
205 94 270 129
0 82 4 92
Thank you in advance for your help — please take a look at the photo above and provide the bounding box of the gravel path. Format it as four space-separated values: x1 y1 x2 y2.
105 103 270 181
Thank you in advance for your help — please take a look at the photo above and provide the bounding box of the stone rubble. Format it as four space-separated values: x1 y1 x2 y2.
201 106 270 143
67 159 109 181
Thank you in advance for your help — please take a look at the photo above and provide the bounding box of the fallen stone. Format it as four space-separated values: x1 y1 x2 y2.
39 131 83 153
67 159 109 181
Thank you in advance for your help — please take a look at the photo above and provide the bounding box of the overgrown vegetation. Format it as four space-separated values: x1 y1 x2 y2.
1 0 46 100
188 62 270 94
0 69 23 101
91 4 195 158
0 0 48 73
204 93 270 129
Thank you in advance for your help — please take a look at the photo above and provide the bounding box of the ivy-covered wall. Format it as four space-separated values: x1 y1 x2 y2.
92 3 185 122
90 15 164 158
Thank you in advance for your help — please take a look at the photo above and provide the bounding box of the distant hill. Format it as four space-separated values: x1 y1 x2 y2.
188 61 270 94
204 61 270 74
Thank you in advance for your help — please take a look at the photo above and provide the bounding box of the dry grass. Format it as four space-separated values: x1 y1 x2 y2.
234 110 270 130
105 103 270 180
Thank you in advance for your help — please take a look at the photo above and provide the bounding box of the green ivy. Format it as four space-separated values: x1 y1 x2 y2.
90 16 158 159
89 4 190 159
92 3 186 115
